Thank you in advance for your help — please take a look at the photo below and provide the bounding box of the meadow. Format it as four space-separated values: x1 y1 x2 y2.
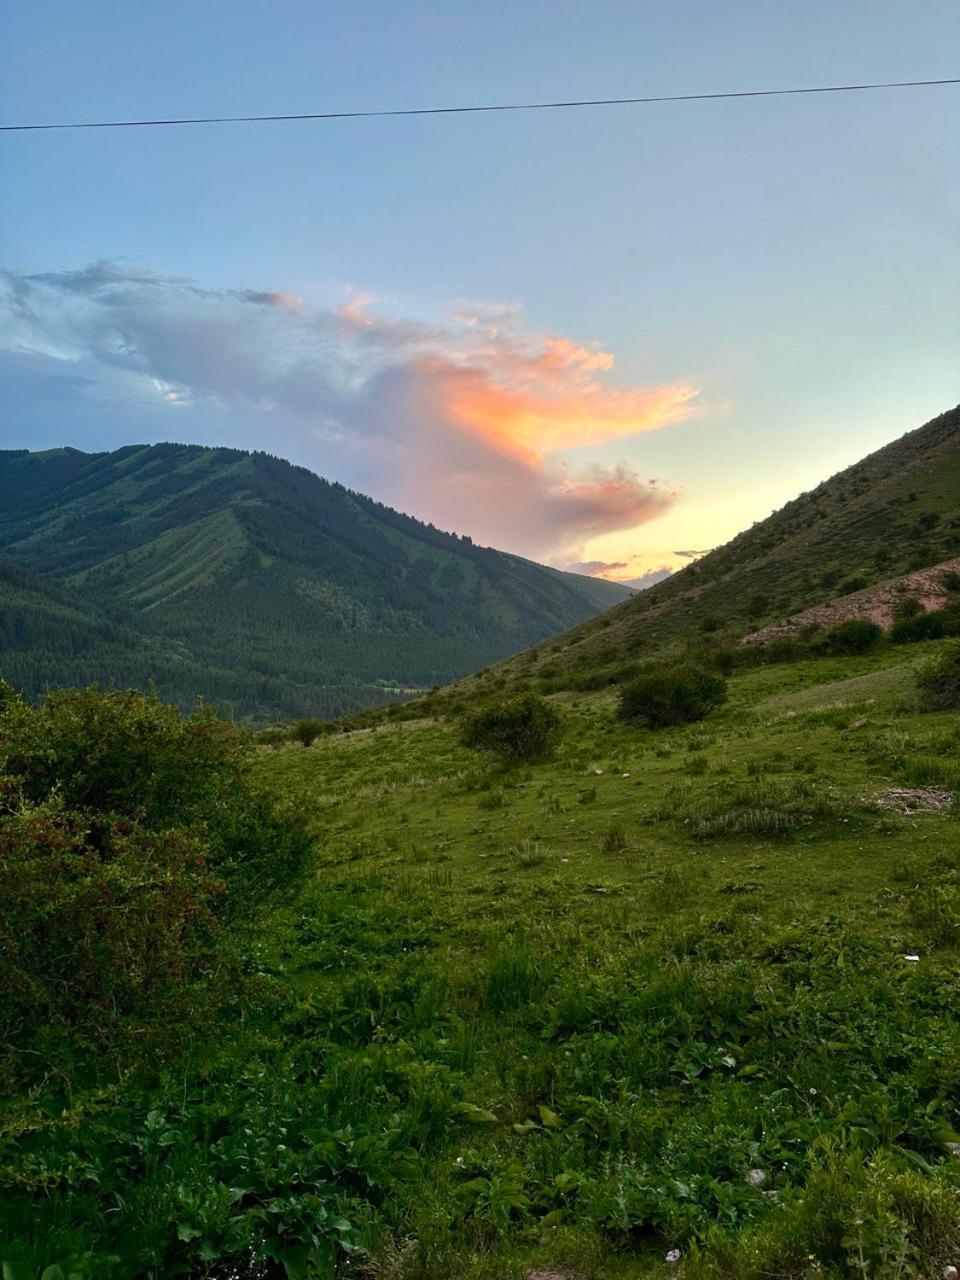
4 639 960 1278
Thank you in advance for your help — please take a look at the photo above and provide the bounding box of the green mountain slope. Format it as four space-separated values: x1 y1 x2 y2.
477 403 960 691
0 443 629 719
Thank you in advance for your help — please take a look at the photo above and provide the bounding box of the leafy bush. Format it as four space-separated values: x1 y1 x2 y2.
0 684 243 826
460 694 562 760
618 666 727 729
891 610 946 643
894 596 923 623
292 718 330 747
0 802 223 1051
0 684 310 1062
823 618 882 654
916 643 960 710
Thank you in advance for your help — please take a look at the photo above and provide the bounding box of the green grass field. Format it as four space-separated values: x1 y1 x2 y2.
6 641 960 1278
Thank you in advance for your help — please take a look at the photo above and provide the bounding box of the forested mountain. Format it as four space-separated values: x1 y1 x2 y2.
463 403 960 692
0 443 629 720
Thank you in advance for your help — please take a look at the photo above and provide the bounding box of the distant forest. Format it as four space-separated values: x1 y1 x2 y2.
0 443 628 721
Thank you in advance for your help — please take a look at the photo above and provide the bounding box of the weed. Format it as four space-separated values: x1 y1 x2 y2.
601 825 628 853
511 839 546 868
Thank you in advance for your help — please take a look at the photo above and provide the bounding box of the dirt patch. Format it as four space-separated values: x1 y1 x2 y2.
743 556 960 646
875 787 954 813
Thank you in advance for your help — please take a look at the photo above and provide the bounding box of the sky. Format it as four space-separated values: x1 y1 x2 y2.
1 2 958 583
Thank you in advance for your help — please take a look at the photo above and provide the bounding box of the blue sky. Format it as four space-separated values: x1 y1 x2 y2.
2 1 958 578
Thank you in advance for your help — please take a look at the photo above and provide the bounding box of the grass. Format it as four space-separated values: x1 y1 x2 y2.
7 644 960 1277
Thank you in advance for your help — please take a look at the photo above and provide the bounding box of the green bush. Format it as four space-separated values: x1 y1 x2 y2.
893 596 923 623
0 684 243 826
915 643 960 711
0 801 223 1051
823 618 882 654
618 666 727 729
460 694 562 760
292 718 330 747
891 610 946 643
0 684 310 1062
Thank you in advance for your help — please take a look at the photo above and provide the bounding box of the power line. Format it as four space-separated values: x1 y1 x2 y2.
2 76 958 133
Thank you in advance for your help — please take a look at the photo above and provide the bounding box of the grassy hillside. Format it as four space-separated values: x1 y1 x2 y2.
7 639 960 1277
0 444 629 720
8 410 960 1278
472 404 960 693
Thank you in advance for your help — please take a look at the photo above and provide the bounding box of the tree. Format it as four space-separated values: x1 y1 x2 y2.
292 719 328 747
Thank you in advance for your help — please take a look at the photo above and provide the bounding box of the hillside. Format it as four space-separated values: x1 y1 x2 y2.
0 443 629 720
468 404 960 692
743 554 960 645
10 636 960 1277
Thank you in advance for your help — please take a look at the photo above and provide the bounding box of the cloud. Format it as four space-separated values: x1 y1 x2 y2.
626 567 674 590
565 559 630 577
0 264 697 560
562 556 675 590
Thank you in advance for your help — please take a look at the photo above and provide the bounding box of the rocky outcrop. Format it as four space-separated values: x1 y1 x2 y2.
742 556 960 646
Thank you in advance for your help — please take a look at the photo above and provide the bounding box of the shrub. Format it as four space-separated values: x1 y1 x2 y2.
292 718 330 747
759 636 806 664
460 694 562 760
891 611 945 644
618 666 727 729
916 643 960 711
0 685 243 827
823 618 882 654
0 685 311 1063
894 596 923 623
0 801 223 1049
687 641 739 675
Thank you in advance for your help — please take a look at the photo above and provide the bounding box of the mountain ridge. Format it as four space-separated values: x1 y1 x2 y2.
0 442 630 719
436 403 960 698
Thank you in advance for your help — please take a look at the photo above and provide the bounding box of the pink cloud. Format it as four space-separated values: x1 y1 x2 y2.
2 265 698 562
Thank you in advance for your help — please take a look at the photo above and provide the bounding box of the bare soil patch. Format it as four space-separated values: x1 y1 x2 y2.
875 787 954 813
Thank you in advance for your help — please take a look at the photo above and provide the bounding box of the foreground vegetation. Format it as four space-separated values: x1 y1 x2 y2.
4 637 960 1277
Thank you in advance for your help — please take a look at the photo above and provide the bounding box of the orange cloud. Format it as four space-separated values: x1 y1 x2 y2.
338 298 697 456
431 359 697 454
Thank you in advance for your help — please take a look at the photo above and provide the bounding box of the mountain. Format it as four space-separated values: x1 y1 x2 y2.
0 443 630 720
454 403 960 692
